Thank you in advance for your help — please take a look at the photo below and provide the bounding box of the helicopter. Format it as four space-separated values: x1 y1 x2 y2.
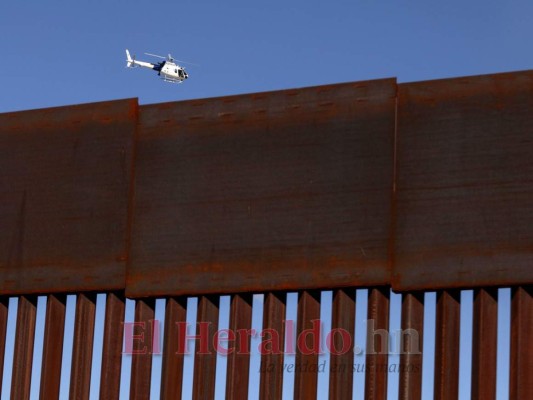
125 49 190 84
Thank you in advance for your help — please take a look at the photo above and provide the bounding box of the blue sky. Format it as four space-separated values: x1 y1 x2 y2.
1 1 532 112
0 1 529 399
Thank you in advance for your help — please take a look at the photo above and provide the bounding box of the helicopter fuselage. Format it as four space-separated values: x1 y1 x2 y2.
156 61 189 83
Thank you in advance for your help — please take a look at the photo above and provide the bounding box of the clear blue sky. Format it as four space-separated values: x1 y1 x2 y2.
1 1 532 112
0 1 528 399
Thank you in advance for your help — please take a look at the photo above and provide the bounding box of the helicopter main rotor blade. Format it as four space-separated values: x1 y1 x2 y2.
145 52 166 59
173 59 200 67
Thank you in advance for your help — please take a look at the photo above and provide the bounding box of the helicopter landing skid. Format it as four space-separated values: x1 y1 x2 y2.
161 77 183 84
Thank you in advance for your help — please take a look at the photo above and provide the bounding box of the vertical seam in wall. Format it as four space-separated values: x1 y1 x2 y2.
125 99 140 297
389 82 399 291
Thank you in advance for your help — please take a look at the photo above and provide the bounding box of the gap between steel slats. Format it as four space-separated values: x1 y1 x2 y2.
40 294 67 399
365 287 390 400
433 290 460 400
192 295 219 400
398 292 424 400
259 292 286 400
328 288 355 400
11 295 37 400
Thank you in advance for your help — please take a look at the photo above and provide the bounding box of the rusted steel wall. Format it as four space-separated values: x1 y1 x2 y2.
127 79 396 297
1 70 532 400
393 70 533 290
0 99 137 295
0 72 532 296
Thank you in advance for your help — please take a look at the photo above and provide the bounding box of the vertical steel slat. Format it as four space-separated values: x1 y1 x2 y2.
69 293 97 400
259 292 286 400
225 294 253 400
99 292 126 400
365 287 390 400
399 292 424 400
192 295 220 400
0 297 8 396
160 297 187 400
433 290 460 400
11 295 37 400
294 290 321 399
129 298 156 400
39 294 67 399
328 288 355 400
510 285 532 399
471 288 498 399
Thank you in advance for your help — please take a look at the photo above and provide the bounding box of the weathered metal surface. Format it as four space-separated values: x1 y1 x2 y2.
11 295 37 400
0 99 137 295
128 79 396 297
192 295 219 400
259 292 286 400
294 290 321 399
69 293 96 400
100 292 126 400
160 297 187 400
129 298 155 400
40 294 66 399
471 288 498 399
394 71 533 290
398 292 424 400
365 287 389 400
433 290 460 400
510 285 532 399
329 288 355 400
225 293 253 400
1 71 533 399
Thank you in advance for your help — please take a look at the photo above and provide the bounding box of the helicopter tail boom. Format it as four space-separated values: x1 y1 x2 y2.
125 49 155 69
